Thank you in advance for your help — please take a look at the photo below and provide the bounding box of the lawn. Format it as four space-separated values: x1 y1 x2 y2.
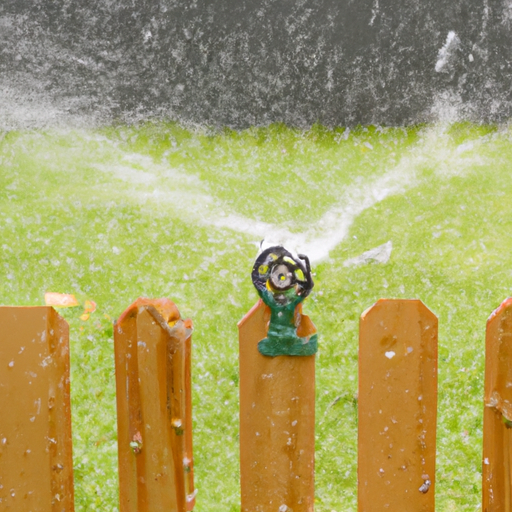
1 121 511 511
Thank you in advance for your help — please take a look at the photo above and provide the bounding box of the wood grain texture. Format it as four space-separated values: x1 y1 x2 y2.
483 297 512 512
238 299 316 512
0 306 74 511
114 298 194 512
358 299 437 512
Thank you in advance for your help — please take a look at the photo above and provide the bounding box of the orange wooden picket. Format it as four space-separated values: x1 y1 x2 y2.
482 297 512 512
358 299 438 512
0 307 74 511
114 298 195 512
238 299 317 512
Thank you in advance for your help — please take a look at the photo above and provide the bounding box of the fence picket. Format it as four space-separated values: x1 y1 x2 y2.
238 299 316 512
358 299 438 512
114 298 195 512
482 297 512 512
0 307 74 511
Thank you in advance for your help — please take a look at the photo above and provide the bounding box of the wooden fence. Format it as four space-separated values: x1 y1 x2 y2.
0 297 511 511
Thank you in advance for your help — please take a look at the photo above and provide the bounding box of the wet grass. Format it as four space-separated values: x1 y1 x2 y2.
0 121 511 511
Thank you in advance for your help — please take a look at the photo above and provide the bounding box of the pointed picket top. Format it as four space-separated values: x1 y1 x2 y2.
114 298 195 512
358 299 438 512
482 297 512 512
0 306 74 510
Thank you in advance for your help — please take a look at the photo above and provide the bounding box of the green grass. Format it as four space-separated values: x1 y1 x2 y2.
1 121 511 511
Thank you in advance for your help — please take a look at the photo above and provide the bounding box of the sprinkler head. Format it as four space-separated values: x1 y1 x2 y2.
251 246 313 298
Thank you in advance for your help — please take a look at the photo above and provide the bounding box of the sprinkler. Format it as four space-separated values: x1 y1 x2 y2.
251 246 318 356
